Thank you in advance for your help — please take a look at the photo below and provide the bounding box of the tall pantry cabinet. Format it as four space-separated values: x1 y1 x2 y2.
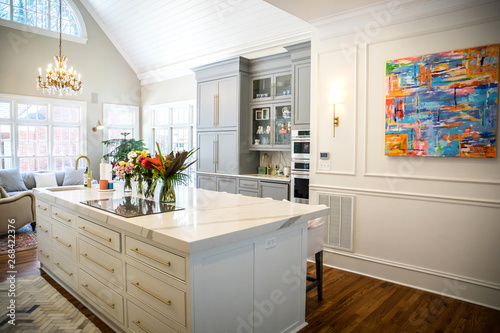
193 57 259 179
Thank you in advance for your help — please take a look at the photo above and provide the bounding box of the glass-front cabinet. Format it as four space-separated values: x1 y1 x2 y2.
251 103 291 150
251 72 292 102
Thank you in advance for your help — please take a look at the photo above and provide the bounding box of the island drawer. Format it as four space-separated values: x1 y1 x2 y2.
53 251 78 288
77 217 121 253
78 239 123 289
36 217 52 242
52 224 77 259
36 200 50 218
239 189 258 197
239 179 258 189
127 300 177 333
126 263 186 327
51 206 77 229
37 238 52 268
125 236 186 281
79 268 124 324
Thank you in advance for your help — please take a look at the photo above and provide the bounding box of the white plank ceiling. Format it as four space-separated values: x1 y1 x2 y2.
80 0 312 84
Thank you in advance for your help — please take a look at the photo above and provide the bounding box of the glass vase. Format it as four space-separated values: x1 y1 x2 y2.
124 174 132 193
136 176 144 196
144 179 154 199
159 179 175 203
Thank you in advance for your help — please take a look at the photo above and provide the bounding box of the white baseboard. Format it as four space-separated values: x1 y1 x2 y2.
321 250 500 311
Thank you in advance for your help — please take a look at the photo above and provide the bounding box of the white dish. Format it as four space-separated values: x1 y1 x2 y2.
98 189 116 192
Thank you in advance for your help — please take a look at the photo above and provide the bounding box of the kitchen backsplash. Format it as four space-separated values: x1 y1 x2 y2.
259 151 291 171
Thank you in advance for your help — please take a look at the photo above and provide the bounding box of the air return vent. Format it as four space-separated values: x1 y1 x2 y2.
318 194 354 251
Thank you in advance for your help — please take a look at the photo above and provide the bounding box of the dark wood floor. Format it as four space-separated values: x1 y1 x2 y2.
2 249 500 333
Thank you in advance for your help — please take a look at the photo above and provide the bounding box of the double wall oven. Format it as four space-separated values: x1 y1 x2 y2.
291 130 310 204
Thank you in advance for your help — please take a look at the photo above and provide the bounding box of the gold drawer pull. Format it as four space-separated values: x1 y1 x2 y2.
53 212 71 222
37 205 48 211
132 320 151 333
53 236 72 248
79 226 112 242
38 250 49 258
131 282 171 306
81 253 114 273
241 182 255 187
130 248 171 267
55 262 73 276
81 284 115 309
38 225 48 233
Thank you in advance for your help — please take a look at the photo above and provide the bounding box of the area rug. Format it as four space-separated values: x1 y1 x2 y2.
0 275 101 332
0 229 37 255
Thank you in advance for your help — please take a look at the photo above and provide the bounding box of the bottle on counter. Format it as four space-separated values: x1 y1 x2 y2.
83 167 88 187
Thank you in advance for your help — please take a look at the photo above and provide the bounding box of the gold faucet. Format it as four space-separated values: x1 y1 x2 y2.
75 155 92 187
261 153 271 175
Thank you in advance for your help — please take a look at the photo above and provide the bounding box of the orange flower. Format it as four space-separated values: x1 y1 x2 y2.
146 153 164 170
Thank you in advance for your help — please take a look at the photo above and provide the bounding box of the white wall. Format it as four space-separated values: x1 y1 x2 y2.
309 0 500 309
0 0 140 177
140 74 197 151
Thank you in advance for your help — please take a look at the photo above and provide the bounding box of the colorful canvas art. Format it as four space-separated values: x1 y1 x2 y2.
385 44 499 158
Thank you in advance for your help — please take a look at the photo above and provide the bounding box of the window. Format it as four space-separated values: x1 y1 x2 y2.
152 101 196 185
0 0 87 42
103 103 139 155
0 93 86 172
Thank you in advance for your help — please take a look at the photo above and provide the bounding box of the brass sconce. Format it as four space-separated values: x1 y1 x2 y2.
92 120 104 132
329 88 344 137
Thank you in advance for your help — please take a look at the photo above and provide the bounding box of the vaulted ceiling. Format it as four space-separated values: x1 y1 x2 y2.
79 0 384 84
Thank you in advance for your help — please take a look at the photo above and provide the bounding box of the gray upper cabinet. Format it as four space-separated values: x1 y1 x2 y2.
198 76 238 130
250 71 292 103
285 42 311 130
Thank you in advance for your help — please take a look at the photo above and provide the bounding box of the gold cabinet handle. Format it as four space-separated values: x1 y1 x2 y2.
37 204 47 211
53 236 72 248
213 141 216 164
38 250 49 258
81 284 115 309
53 212 71 222
214 140 218 165
131 282 171 306
38 225 48 233
55 262 73 276
130 248 171 267
132 320 151 333
78 226 111 242
80 253 114 273
241 182 254 187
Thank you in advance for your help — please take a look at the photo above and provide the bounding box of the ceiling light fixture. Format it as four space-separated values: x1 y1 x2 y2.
37 2 82 97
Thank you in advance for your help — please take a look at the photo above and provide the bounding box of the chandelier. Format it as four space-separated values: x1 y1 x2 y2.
37 2 82 97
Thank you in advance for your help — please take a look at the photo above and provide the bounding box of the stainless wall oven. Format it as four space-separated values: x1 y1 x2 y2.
291 130 310 204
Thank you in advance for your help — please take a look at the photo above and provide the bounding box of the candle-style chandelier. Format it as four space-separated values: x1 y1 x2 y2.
37 2 82 97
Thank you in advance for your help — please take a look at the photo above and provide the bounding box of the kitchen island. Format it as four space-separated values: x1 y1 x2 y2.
34 186 328 333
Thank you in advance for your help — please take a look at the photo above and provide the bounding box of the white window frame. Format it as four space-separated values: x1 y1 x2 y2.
151 100 196 154
0 93 87 172
0 0 88 44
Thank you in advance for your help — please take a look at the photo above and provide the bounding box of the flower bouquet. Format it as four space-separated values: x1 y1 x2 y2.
113 160 134 192
128 150 154 197
145 143 197 203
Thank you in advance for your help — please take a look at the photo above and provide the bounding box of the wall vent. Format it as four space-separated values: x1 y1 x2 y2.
318 194 354 252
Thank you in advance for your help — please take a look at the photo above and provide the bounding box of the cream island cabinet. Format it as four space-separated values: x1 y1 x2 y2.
34 186 328 333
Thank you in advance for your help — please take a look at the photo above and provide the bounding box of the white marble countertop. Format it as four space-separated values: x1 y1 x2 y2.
34 186 327 253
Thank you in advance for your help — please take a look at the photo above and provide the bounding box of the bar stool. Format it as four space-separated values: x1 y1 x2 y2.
306 217 325 301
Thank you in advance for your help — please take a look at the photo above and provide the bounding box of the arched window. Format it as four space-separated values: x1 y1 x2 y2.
0 0 87 41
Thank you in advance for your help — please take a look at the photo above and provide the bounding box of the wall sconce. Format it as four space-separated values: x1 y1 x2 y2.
329 88 344 137
92 120 104 132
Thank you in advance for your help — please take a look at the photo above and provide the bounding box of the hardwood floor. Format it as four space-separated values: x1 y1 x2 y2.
1 249 499 332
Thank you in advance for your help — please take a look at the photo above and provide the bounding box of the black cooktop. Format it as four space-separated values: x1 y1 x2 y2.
80 197 184 218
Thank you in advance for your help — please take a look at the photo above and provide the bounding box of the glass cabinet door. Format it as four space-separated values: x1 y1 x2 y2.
274 73 292 99
252 106 271 147
273 104 291 146
252 77 272 101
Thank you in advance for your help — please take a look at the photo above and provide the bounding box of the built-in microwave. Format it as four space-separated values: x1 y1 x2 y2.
291 130 310 160
291 160 309 172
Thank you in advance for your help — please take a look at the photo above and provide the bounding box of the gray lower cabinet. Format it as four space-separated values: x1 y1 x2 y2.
238 178 259 197
217 176 237 194
259 181 289 201
197 174 216 191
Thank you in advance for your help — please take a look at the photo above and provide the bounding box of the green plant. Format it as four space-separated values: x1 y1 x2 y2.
101 132 147 165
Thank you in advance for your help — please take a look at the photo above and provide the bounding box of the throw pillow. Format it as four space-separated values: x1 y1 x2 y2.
34 172 58 188
0 169 28 193
62 167 84 186
0 186 9 198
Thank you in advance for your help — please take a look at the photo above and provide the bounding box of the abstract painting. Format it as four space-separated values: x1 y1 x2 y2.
385 44 499 158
